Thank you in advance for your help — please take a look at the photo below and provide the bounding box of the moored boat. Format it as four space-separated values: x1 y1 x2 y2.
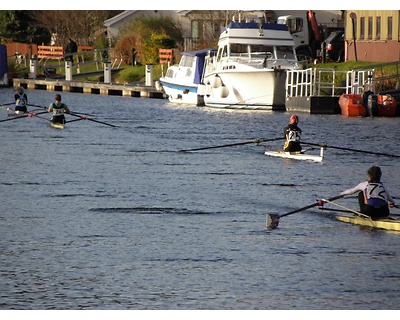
158 49 216 106
202 11 300 110
339 93 397 117
335 214 400 232
338 94 366 117
367 93 397 117
264 146 325 162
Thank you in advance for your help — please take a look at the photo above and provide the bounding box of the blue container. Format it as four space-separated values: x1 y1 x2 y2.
0 44 8 81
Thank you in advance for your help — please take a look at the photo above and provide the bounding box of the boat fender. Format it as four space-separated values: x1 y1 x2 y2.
219 85 229 98
212 75 222 88
197 84 205 95
382 95 392 106
367 94 379 117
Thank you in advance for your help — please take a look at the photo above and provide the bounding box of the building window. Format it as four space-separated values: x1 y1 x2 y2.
376 16 381 39
360 17 365 39
388 16 393 40
191 20 199 39
368 17 373 39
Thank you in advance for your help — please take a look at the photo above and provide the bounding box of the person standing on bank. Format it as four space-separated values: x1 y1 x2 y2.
48 94 70 125
64 38 78 62
14 87 28 112
339 166 396 219
283 114 302 152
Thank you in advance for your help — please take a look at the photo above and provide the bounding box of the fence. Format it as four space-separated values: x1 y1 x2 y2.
286 68 349 97
37 45 93 61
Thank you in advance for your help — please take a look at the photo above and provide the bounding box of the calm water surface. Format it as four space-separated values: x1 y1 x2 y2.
1 88 399 310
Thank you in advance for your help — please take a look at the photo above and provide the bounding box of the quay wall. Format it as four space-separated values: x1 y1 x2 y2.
12 78 165 99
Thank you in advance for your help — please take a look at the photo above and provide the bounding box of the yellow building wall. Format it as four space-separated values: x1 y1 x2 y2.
345 10 400 62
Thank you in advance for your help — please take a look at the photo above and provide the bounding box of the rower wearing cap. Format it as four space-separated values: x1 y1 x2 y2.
283 114 302 152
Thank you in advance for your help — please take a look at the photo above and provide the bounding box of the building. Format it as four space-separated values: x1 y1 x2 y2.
104 10 343 52
344 10 400 62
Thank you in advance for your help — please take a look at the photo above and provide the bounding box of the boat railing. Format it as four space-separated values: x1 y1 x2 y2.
345 69 375 94
286 68 348 97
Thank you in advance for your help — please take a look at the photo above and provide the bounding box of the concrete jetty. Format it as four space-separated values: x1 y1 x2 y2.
12 78 164 99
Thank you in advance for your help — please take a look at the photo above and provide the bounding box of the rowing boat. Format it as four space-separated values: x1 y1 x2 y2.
335 214 400 232
264 146 325 162
51 122 65 129
7 108 27 117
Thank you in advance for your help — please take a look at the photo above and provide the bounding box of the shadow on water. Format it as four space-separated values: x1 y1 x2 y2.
89 207 214 215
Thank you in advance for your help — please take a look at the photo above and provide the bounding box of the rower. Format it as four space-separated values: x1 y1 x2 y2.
283 114 302 153
14 87 28 113
339 166 396 219
48 94 70 125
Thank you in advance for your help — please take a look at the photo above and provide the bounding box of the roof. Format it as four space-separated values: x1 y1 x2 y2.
104 10 137 27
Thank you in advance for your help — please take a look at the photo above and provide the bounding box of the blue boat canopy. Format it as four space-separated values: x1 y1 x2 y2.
180 48 216 85
182 48 216 58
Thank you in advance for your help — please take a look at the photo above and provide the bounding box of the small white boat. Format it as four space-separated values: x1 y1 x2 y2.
158 48 216 106
202 11 300 110
264 146 325 162
7 108 27 117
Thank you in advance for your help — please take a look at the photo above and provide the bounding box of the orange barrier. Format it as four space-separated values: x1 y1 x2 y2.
159 49 173 64
38 46 63 60
38 45 93 60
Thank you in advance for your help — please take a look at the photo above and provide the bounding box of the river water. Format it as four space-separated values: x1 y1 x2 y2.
1 88 399 311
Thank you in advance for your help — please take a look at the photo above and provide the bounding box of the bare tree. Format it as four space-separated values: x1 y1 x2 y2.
31 10 121 47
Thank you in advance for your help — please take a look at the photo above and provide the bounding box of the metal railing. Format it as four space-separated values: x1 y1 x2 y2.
286 68 348 97
39 48 123 78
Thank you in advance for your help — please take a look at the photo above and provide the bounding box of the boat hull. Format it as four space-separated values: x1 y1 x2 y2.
336 215 400 231
264 147 324 162
158 78 204 106
7 108 27 117
203 69 287 110
339 93 397 117
338 94 366 117
51 122 65 129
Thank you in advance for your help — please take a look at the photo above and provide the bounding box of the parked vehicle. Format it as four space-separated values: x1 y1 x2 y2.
325 30 345 62
277 10 344 61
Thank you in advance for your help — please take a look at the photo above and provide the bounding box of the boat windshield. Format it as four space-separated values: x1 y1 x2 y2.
179 55 195 67
276 46 296 60
229 44 275 58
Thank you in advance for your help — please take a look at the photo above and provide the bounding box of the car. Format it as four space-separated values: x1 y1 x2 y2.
325 30 345 62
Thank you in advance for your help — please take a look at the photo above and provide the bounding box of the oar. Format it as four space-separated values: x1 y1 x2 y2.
0 111 49 123
27 104 95 117
68 112 117 128
301 141 400 158
0 102 16 108
28 113 52 123
266 195 343 229
321 198 370 218
179 137 284 152
318 207 353 214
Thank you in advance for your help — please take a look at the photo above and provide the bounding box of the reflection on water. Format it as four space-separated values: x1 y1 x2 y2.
1 88 400 310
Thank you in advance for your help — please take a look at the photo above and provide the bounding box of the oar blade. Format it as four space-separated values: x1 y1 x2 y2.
266 214 280 229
